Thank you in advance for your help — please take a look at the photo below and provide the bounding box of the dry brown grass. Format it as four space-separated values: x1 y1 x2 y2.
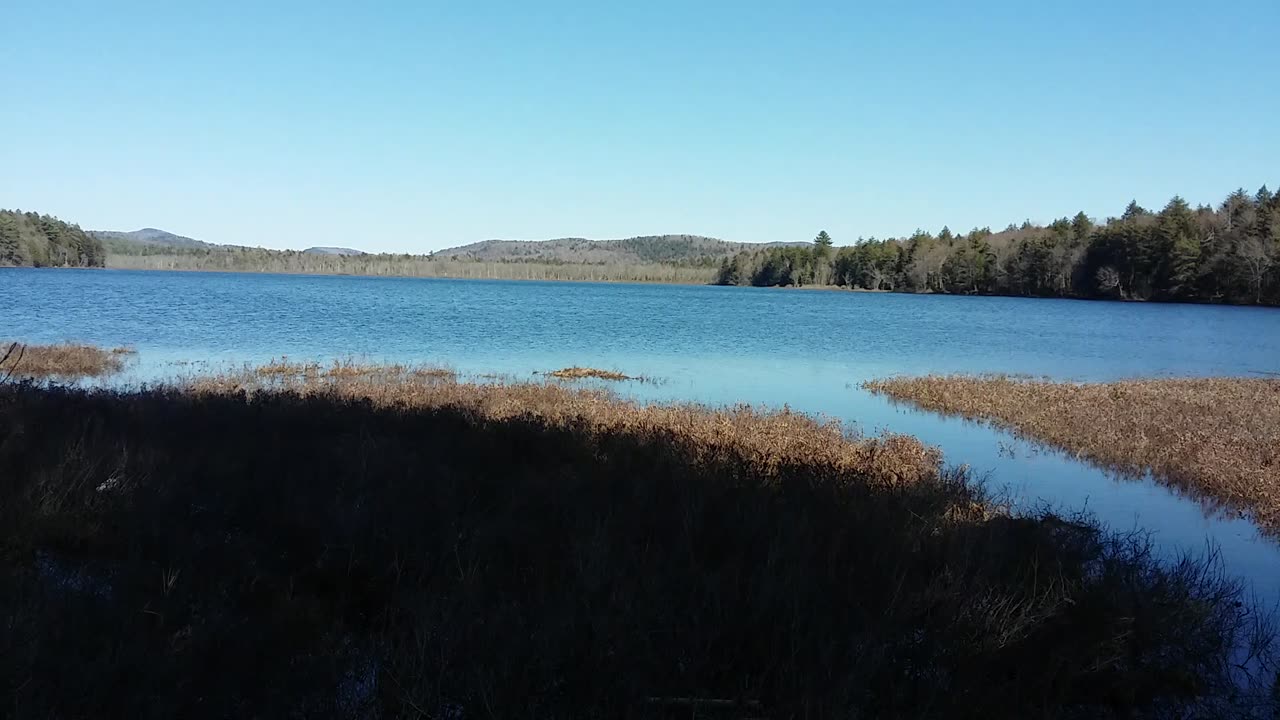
4 362 1277 715
250 357 457 382
197 361 941 487
545 366 637 381
865 374 1280 535
0 341 134 380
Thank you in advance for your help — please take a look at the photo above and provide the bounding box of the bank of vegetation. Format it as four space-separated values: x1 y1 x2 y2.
717 187 1280 306
11 184 1280 303
0 341 133 380
0 210 105 267
107 249 716 284
865 375 1280 536
2 361 1277 717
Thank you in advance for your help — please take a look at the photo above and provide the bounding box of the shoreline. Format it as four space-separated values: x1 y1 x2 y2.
8 264 1276 309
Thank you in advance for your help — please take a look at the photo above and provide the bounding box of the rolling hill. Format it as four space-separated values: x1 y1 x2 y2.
434 235 802 265
95 228 802 266
91 228 216 252
303 246 365 256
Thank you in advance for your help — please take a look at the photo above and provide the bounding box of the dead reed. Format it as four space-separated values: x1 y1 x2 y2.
250 357 458 383
1 363 1275 717
196 362 939 485
865 374 1280 536
0 341 134 380
545 366 644 382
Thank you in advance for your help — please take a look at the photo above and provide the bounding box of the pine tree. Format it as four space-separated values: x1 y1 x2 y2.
0 213 21 265
1071 211 1093 242
1122 200 1148 221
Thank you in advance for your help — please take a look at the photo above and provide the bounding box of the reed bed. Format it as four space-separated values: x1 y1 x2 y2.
0 341 134 379
196 362 938 485
1 363 1276 717
864 374 1280 536
546 366 636 382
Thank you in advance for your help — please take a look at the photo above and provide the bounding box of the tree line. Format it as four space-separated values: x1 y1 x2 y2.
0 210 105 268
716 187 1280 306
106 248 715 284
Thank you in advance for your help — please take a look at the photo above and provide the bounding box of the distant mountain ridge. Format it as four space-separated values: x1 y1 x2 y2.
91 228 215 250
94 228 801 265
434 235 804 265
303 246 365 256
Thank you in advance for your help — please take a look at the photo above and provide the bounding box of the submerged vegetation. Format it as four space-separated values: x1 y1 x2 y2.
717 187 1280 305
0 341 133 380
865 375 1280 536
1 362 1277 717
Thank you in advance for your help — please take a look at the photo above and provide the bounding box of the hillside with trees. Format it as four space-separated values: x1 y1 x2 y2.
12 186 1278 304
91 228 216 255
0 210 105 267
107 247 716 283
102 232 798 283
434 234 800 265
716 187 1280 306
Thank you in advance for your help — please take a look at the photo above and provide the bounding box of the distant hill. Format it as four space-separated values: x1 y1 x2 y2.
303 246 365 256
97 229 797 265
91 228 215 251
435 234 802 265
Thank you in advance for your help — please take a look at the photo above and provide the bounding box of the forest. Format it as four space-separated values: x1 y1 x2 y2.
716 187 1280 306
0 210 105 268
8 186 1280 305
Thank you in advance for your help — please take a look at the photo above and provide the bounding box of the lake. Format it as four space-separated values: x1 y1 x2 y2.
5 267 1280 602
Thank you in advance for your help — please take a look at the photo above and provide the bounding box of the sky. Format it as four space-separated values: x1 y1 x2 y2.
3 1 1278 253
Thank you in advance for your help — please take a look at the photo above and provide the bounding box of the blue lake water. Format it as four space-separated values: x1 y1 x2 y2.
5 267 1280 602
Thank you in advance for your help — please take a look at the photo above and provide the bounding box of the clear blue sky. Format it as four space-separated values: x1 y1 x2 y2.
3 1 1277 252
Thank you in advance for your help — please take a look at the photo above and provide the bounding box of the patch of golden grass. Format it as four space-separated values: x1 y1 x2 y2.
865 374 1280 535
251 358 457 383
546 366 636 381
0 341 134 380
195 361 942 487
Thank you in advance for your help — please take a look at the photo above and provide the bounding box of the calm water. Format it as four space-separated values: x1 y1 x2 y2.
5 268 1280 601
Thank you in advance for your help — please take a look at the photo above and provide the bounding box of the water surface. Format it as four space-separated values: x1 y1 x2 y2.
5 268 1279 601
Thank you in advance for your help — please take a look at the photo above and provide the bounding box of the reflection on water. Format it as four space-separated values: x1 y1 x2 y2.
5 267 1279 602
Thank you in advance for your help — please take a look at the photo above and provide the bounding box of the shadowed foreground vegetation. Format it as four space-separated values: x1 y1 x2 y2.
2 367 1278 717
0 341 133 380
865 375 1280 537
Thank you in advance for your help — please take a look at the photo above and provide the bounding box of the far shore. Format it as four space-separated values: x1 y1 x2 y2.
7 263 1278 309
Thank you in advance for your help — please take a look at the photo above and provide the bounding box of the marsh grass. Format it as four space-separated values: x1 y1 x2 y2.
1 365 1276 717
543 366 658 383
250 357 458 383
0 341 134 380
547 366 633 381
864 374 1280 537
